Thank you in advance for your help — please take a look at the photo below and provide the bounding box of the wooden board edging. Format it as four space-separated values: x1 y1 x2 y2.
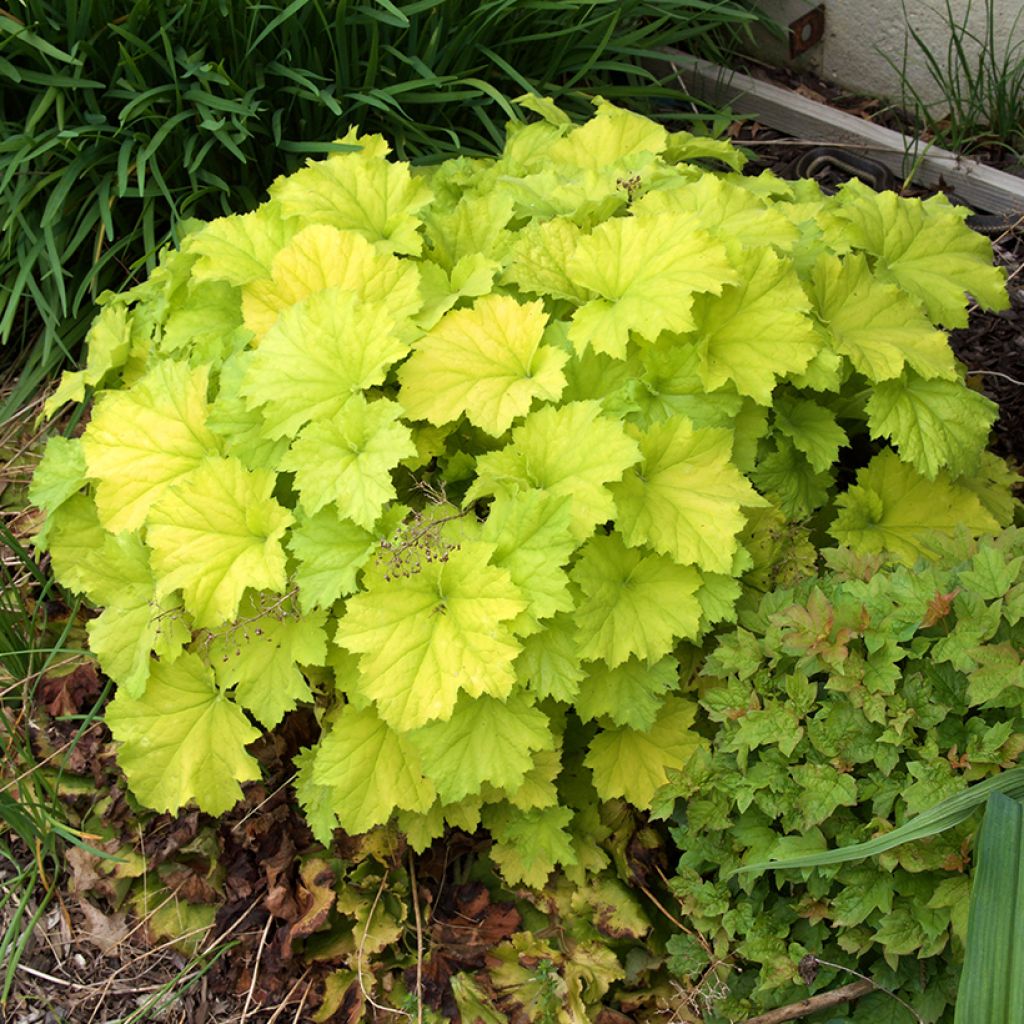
655 50 1024 216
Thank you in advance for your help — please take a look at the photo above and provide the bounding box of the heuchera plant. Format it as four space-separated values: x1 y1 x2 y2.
30 95 1015 886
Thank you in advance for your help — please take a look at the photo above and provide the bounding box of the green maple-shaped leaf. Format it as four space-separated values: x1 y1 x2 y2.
292 746 342 845
105 653 262 815
206 352 290 471
691 246 819 404
835 181 1009 327
311 703 436 834
159 279 250 365
407 690 555 803
571 533 702 666
515 613 586 702
398 294 567 435
82 534 187 699
565 213 736 358
751 438 831 519
414 253 498 329
584 696 704 808
486 804 578 888
210 599 328 728
612 416 765 574
87 591 188 702
336 540 527 731
481 490 577 635
771 393 847 473
185 201 298 286
241 287 410 439
575 656 678 731
82 360 220 532
467 401 640 541
241 224 421 340
624 343 746 431
831 449 998 563
282 396 415 528
790 763 859 829
288 509 380 612
269 143 433 255
866 371 997 479
811 253 956 381
147 456 293 627
493 747 562 811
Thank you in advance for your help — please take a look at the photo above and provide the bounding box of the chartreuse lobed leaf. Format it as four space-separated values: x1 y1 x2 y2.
575 657 679 731
184 201 299 287
485 804 578 888
571 533 702 666
831 450 999 563
565 213 735 358
287 509 380 613
585 697 704 807
82 360 221 533
612 416 767 574
147 456 293 628
27 435 87 547
834 180 1010 327
268 132 433 255
240 286 410 440
209 597 329 728
43 303 132 417
866 371 997 480
398 294 567 434
45 494 189 697
810 252 956 382
105 653 262 816
311 703 436 835
690 245 819 404
281 396 416 528
481 490 577 635
634 174 798 250
336 540 527 731
407 690 556 804
240 224 421 341
467 401 641 541
771 393 847 473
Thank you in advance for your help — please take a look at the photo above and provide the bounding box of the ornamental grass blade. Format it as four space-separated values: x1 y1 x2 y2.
954 792 1024 1024
736 766 1024 873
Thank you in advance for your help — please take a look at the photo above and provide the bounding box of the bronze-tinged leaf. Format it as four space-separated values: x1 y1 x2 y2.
922 588 961 627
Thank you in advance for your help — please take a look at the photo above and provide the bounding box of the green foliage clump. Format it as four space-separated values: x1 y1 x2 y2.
658 531 1024 1022
0 0 767 410
30 97 1015 893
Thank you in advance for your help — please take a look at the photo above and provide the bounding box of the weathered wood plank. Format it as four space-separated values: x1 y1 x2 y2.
655 50 1024 215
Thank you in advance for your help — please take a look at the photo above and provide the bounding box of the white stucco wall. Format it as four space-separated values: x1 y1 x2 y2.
749 0 1024 113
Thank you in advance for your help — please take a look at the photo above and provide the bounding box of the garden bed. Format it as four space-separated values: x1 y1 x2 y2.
4 88 1024 1024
